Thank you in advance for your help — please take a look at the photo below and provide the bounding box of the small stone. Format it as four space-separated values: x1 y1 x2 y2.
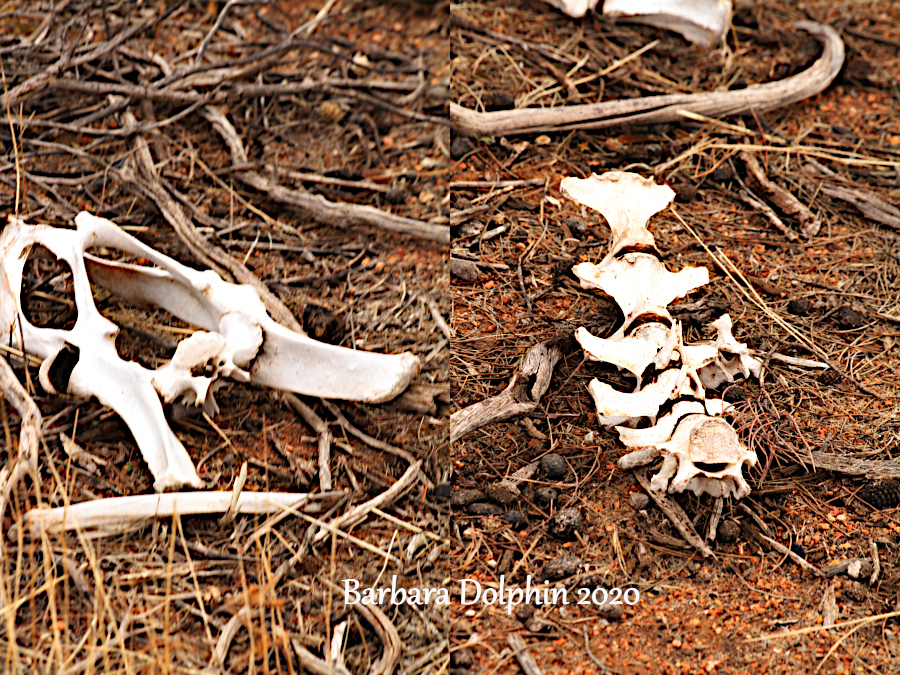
450 489 485 508
548 508 582 539
533 487 558 507
844 581 868 602
541 453 568 481
431 483 451 502
629 492 650 511
787 298 814 316
467 502 504 516
596 598 625 621
835 306 864 328
450 136 475 160
673 182 698 202
541 555 582 581
718 520 741 543
503 510 527 529
723 385 750 403
516 604 535 622
818 369 841 385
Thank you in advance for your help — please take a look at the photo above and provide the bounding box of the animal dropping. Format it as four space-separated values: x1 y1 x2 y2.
561 171 760 499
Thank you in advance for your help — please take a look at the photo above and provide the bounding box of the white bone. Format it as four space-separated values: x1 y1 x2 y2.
587 368 682 426
562 171 760 499
656 414 756 498
616 399 705 448
620 409 757 499
1 212 421 491
562 173 674 262
573 255 708 338
540 0 601 19
576 322 672 382
603 0 733 47
19 491 331 536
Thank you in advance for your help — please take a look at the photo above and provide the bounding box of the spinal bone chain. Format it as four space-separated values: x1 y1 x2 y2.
561 172 760 499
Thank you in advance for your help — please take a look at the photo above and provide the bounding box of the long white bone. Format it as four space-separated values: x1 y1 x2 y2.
1 212 421 491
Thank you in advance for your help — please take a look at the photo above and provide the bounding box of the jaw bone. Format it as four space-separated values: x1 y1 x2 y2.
1 212 421 491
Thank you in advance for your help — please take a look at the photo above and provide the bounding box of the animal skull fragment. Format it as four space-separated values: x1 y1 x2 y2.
1 212 420 491
561 171 759 499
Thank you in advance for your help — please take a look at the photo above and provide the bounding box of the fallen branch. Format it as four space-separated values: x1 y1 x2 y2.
757 533 825 577
120 109 304 332
507 633 544 675
311 460 422 544
451 22 843 136
803 158 900 230
283 394 334 491
0 356 42 527
808 452 900 481
450 331 573 444
741 151 821 237
202 107 448 243
634 467 714 558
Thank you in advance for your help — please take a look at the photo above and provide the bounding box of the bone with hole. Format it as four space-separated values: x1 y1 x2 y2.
561 171 760 499
1 212 421 492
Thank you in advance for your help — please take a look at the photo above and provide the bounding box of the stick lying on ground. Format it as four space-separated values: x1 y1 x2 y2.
203 107 449 243
451 22 843 136
450 331 573 444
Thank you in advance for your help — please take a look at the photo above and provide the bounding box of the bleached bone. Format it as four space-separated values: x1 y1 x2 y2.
561 172 673 265
540 0 600 19
576 322 674 382
574 255 708 339
603 0 733 48
587 368 682 426
1 212 420 491
19 490 337 537
563 171 760 499
651 413 756 498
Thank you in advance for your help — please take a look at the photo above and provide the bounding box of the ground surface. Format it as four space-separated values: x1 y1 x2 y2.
1 1 449 673
449 2 900 674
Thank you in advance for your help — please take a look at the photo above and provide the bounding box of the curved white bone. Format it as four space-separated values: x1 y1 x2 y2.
84 246 420 403
1 217 203 490
576 322 673 382
603 0 733 47
587 368 682 426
